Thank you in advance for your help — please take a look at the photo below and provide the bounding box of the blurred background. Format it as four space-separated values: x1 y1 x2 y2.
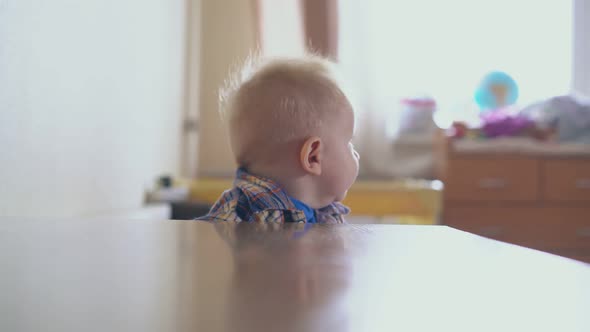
1 1 589 260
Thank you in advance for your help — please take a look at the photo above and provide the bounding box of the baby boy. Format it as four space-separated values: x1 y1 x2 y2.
198 55 359 224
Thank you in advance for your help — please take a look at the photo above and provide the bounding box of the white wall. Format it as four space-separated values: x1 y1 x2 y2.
0 0 187 217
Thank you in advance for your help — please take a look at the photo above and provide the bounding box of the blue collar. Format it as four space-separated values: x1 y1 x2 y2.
289 197 317 224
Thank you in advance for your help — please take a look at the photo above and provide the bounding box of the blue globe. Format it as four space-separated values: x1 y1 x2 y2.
474 71 519 110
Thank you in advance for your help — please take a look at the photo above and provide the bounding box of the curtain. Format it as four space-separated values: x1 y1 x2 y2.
300 0 339 59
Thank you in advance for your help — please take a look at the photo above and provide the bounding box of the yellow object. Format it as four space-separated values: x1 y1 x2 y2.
343 180 442 218
182 178 442 225
183 178 234 204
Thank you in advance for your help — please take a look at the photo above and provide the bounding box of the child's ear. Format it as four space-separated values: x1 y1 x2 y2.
300 137 322 175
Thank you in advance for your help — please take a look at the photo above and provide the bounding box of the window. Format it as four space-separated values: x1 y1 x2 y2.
339 0 573 126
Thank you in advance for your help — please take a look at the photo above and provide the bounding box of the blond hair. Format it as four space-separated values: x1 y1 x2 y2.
220 55 352 167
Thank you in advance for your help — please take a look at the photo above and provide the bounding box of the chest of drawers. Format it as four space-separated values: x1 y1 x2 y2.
443 144 590 263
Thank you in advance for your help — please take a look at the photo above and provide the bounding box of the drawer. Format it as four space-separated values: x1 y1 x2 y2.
543 160 590 202
532 208 590 249
444 207 590 249
445 158 540 202
444 207 540 246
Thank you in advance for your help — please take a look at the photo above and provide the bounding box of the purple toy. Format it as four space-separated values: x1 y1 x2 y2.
480 108 535 138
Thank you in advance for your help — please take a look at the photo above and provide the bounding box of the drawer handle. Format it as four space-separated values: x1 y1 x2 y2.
478 178 508 189
576 227 590 238
575 179 590 189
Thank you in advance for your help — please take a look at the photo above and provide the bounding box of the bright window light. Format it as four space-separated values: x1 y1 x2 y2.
340 0 572 125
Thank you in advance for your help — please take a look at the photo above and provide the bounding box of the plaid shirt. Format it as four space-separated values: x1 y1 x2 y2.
197 169 349 224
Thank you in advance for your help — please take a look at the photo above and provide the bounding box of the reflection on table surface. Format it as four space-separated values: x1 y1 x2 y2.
1 218 589 332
